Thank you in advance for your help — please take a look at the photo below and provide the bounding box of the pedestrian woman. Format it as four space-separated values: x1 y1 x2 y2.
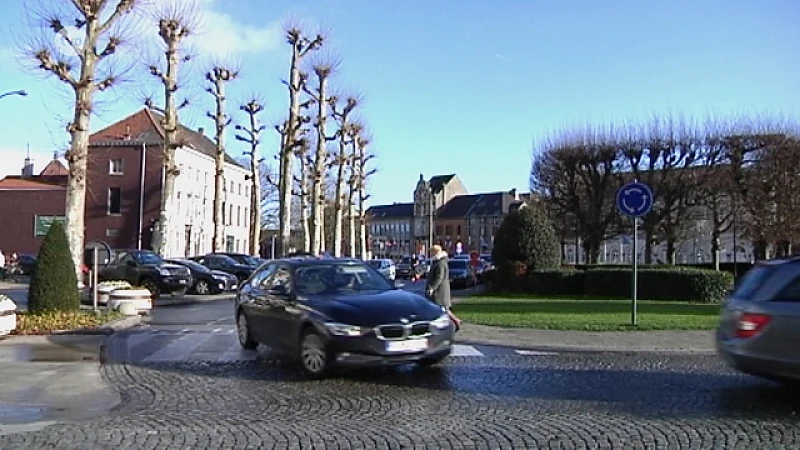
425 244 462 331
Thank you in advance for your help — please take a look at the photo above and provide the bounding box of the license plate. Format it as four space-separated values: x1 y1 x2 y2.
232 285 238 290
178 279 187 284
386 339 428 353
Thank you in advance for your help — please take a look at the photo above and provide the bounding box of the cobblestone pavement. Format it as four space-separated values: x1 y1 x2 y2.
2 345 800 449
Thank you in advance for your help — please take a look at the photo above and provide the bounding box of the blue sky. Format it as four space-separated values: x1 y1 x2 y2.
0 0 798 207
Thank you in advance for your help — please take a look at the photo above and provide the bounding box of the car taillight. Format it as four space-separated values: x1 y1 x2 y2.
735 313 771 339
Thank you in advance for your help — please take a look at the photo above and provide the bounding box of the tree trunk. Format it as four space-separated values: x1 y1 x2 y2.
211 76 227 252
309 74 329 256
279 47 302 257
711 231 721 270
153 38 182 257
332 139 347 257
666 239 677 265
249 148 261 256
347 174 357 257
643 229 653 265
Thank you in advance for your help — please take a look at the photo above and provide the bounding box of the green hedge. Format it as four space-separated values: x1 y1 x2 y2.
572 262 753 279
484 266 733 303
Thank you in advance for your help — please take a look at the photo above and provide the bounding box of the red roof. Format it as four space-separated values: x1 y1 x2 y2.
0 177 66 190
39 159 68 177
90 108 163 144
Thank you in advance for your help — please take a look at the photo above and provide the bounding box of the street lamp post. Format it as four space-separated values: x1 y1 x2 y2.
0 90 28 100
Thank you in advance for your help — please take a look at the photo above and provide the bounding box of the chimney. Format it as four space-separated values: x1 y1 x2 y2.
21 156 34 178
510 188 519 201
124 124 131 141
198 127 205 135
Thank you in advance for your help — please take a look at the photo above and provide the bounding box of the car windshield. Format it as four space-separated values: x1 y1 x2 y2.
137 252 163 265
215 255 239 266
366 260 383 269
233 254 262 266
448 260 468 270
399 257 411 265
294 263 393 295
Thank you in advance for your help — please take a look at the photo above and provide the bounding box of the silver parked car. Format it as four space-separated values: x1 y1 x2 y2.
716 258 800 385
367 258 396 281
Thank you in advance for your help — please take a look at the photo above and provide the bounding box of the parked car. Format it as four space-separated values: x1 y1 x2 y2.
99 250 193 298
448 258 476 289
367 258 396 281
189 254 256 283
216 252 265 269
395 256 414 279
234 257 456 378
17 254 37 275
716 257 800 386
166 258 239 295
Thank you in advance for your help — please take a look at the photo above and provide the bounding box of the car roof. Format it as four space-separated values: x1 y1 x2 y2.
270 257 365 267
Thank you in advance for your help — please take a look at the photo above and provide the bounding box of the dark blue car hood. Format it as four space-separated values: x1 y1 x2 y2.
308 289 444 327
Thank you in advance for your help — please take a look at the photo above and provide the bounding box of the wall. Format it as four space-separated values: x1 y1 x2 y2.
168 147 252 257
0 189 66 255
85 143 163 250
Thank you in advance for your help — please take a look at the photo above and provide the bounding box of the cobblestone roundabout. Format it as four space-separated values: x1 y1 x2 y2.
3 353 800 449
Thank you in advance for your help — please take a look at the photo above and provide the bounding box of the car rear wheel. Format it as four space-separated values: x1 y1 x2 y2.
300 329 330 378
236 311 257 350
194 280 210 295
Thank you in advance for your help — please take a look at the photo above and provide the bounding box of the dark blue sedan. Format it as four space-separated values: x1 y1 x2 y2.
234 257 456 378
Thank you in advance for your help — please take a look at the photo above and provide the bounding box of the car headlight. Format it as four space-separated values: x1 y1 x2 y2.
431 313 451 330
159 268 170 276
324 322 367 337
212 274 226 280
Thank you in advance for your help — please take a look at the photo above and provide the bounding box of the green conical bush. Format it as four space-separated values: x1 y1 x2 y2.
28 220 80 313
492 203 561 273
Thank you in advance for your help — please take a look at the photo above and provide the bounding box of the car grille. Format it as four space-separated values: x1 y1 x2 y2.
168 267 190 276
375 322 432 340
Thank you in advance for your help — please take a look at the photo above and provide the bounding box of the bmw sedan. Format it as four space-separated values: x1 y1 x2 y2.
716 257 800 385
234 257 456 378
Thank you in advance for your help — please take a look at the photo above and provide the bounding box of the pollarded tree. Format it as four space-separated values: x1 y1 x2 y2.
492 203 561 274
28 221 80 313
24 0 141 279
235 98 267 256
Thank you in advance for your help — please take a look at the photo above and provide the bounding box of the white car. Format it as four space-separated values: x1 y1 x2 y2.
367 258 396 281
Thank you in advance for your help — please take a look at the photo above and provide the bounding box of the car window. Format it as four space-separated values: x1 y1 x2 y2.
366 260 382 269
294 263 393 295
250 263 276 289
136 252 163 265
264 265 292 293
116 252 132 264
733 265 775 300
773 274 800 302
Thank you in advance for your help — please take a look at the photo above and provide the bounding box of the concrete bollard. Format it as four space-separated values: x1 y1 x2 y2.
0 296 17 336
118 302 138 316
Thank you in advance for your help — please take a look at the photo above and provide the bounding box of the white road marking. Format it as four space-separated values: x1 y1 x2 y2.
451 344 484 356
515 350 559 356
217 340 260 362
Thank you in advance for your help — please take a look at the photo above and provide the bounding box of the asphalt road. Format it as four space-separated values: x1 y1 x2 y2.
4 283 800 447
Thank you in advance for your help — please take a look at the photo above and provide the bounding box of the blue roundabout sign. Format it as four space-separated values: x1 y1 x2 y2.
616 181 653 218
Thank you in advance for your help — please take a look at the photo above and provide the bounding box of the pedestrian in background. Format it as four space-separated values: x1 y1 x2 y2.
425 244 462 331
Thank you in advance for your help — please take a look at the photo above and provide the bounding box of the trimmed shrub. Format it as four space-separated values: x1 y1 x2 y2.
526 269 585 296
492 204 560 275
583 268 733 303
28 221 80 313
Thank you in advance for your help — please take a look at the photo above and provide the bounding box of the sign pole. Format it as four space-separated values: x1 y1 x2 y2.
92 248 99 312
631 217 638 326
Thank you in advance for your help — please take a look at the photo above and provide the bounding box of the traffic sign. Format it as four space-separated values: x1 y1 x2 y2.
616 181 653 218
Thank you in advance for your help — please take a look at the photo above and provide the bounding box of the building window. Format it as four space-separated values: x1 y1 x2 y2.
238 184 242 195
229 204 234 225
108 187 122 215
109 159 124 175
225 235 235 252
237 206 241 226
244 208 249 225
105 228 119 237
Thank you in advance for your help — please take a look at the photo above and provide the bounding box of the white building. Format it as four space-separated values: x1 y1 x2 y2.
166 146 252 258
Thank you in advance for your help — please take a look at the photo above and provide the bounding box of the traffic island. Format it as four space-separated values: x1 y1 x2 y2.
10 310 137 336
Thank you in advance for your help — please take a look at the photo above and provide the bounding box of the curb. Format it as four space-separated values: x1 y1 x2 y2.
154 295 234 307
456 337 717 355
49 315 143 336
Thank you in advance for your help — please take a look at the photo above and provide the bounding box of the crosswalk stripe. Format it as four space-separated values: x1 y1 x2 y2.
451 344 483 356
142 332 216 362
218 339 260 362
514 349 558 356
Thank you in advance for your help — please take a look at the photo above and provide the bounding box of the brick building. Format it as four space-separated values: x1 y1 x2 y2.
0 155 69 255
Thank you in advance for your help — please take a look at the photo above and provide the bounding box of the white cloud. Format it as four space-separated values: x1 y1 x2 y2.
191 1 282 60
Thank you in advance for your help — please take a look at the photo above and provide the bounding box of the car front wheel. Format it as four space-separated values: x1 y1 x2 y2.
300 329 330 378
194 279 210 295
236 311 258 350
